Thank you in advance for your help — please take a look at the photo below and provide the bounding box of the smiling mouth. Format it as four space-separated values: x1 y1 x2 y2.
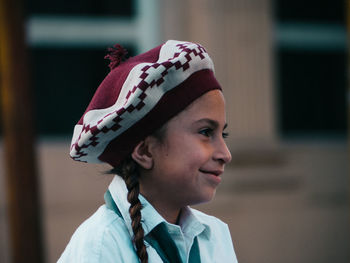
199 169 223 176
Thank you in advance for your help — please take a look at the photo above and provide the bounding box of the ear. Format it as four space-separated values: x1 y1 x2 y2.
131 139 153 170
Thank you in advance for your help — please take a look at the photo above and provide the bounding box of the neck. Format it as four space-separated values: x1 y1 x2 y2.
140 190 182 224
138 170 185 224
140 187 181 224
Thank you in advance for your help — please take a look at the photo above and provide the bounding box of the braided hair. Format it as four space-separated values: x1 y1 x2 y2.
110 126 166 262
111 157 148 263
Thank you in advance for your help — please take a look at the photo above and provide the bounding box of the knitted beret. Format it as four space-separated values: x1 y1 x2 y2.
70 40 221 167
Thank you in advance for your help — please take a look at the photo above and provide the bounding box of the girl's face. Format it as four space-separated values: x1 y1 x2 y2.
139 90 232 211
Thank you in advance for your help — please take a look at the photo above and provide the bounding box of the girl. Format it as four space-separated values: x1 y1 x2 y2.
58 40 238 263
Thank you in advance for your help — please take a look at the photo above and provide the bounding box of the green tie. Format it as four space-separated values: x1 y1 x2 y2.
145 223 182 263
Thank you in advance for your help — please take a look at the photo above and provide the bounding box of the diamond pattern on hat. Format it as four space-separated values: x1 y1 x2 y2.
70 40 217 165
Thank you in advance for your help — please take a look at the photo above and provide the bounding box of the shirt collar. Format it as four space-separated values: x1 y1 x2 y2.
109 175 164 238
179 206 211 240
108 175 210 239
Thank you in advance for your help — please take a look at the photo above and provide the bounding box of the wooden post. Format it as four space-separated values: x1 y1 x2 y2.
0 0 44 262
347 2 350 260
347 5 350 263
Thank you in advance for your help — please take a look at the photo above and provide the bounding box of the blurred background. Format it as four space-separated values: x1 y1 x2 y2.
0 0 348 262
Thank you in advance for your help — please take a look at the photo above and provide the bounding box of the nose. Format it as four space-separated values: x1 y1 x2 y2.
213 137 232 164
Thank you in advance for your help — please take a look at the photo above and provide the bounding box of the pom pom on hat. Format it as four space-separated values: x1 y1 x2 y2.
70 40 222 167
104 44 128 70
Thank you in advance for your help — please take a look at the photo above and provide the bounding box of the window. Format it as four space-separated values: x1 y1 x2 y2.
274 0 347 138
24 0 160 135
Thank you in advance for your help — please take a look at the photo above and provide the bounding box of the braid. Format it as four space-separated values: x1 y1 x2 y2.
113 158 148 263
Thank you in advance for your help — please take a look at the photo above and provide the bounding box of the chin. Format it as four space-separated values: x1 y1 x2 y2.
191 190 217 206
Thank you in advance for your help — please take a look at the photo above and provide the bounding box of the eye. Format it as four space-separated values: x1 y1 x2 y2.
199 128 213 137
222 132 229 138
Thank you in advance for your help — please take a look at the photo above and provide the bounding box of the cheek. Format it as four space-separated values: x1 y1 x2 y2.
181 145 212 169
160 135 213 169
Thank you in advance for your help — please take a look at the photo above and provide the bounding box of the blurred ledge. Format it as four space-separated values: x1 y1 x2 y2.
25 0 161 51
227 137 347 168
275 22 347 51
230 174 302 193
26 16 138 48
230 148 287 168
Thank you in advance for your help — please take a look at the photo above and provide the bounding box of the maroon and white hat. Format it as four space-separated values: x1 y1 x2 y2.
70 40 221 167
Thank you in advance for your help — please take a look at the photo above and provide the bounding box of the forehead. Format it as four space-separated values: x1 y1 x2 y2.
168 90 226 126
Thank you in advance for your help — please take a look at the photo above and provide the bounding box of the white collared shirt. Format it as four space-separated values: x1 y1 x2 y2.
58 175 238 262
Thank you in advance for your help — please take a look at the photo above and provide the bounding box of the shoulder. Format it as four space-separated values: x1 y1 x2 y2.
190 207 232 241
190 207 228 229
189 208 239 263
58 205 138 263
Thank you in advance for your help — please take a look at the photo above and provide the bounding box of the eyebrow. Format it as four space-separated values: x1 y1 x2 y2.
194 118 228 130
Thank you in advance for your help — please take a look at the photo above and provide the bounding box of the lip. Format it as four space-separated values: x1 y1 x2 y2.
199 169 223 185
199 169 224 176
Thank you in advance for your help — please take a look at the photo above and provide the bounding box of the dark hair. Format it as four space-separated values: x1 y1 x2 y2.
111 156 148 263
109 124 168 263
